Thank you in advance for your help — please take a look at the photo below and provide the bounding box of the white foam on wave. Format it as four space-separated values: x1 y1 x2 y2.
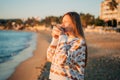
0 33 37 80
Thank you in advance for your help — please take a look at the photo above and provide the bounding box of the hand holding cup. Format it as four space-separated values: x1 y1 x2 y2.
52 24 65 39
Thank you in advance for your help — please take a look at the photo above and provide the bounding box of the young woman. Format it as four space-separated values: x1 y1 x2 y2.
47 12 87 80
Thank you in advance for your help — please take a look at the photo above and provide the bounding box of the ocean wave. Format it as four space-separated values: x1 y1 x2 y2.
0 44 30 63
0 30 36 80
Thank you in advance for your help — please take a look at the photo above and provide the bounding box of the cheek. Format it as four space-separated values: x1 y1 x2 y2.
63 22 73 31
67 27 73 31
63 23 68 27
65 25 73 31
64 23 71 28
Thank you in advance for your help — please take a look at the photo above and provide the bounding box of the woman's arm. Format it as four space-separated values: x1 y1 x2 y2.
47 26 61 62
52 35 68 65
47 37 58 62
54 35 87 69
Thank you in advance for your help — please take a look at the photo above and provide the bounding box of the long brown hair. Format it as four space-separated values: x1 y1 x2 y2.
63 12 85 39
63 12 88 66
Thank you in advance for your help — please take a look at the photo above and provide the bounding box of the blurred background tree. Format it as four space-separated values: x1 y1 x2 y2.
24 17 40 27
108 0 118 11
95 17 105 26
39 16 62 27
108 0 118 28
0 12 106 30
80 13 95 28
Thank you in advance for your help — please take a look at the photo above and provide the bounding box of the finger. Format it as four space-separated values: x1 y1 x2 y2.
53 28 60 33
53 26 62 31
53 27 60 31
52 30 59 35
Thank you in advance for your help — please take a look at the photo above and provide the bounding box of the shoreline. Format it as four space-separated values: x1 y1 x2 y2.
5 30 120 80
8 31 50 80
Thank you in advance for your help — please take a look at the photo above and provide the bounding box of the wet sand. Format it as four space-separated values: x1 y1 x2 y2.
8 30 51 80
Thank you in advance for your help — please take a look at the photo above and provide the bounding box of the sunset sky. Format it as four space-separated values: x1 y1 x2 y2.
0 0 103 19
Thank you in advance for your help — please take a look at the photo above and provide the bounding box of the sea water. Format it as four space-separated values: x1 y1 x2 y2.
0 30 36 80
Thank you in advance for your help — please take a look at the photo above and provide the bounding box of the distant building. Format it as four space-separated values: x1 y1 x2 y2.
100 0 120 27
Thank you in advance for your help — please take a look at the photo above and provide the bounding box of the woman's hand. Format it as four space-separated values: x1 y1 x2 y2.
52 25 65 39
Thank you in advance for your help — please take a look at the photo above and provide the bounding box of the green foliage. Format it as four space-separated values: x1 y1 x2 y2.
108 0 118 11
0 12 107 29
95 17 105 26
0 19 24 29
80 13 95 27
15 19 23 25
25 17 40 27
39 16 62 27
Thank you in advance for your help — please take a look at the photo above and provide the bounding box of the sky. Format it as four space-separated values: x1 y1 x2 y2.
0 0 103 19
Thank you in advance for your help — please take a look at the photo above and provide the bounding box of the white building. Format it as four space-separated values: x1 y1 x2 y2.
100 0 120 26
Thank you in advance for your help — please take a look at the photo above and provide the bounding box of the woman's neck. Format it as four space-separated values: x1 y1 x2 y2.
65 31 76 38
67 33 75 38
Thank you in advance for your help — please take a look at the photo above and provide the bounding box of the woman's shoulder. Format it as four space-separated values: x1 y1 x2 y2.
72 38 86 47
75 37 85 43
70 38 86 50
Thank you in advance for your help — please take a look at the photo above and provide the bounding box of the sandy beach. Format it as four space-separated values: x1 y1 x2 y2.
7 30 120 80
8 30 51 80
38 31 120 80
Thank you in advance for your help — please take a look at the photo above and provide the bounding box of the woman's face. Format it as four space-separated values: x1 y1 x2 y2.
62 15 74 32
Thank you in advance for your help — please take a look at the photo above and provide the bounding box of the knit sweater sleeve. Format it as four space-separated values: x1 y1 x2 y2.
53 35 68 65
47 38 58 62
54 35 87 69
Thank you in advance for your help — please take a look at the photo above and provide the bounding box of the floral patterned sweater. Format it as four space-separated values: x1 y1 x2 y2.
47 34 87 80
